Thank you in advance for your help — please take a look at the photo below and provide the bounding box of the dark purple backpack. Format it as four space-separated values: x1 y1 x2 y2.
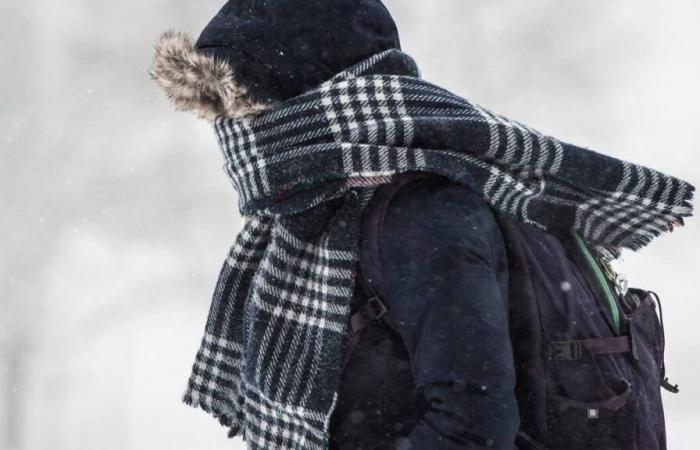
331 175 675 450
498 216 674 450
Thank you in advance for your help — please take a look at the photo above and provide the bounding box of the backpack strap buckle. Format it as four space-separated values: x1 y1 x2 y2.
350 296 388 334
549 336 633 361
367 295 389 320
343 295 391 369
549 340 584 361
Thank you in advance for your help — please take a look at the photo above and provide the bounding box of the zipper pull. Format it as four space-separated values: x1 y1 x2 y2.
614 273 629 297
596 254 629 297
597 255 617 281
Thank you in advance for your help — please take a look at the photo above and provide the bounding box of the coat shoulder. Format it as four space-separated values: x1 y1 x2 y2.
384 175 502 243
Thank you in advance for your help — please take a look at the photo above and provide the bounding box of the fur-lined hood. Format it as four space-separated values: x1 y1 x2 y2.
150 0 400 121
149 31 267 121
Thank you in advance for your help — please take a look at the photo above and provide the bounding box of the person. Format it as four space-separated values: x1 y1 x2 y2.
151 1 693 449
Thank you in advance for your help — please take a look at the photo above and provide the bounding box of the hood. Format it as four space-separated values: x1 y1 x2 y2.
150 0 400 120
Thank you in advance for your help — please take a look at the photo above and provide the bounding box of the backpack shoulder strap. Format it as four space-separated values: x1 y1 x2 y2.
358 174 425 299
343 172 428 368
492 213 549 439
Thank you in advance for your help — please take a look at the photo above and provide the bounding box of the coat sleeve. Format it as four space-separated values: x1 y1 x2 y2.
380 177 520 449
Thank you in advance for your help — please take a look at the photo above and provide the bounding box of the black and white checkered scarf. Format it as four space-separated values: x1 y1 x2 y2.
182 49 694 449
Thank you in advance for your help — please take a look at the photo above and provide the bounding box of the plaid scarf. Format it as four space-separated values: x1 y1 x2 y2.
182 49 694 449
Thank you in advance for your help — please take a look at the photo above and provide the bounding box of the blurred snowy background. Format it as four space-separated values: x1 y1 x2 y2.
1 0 698 449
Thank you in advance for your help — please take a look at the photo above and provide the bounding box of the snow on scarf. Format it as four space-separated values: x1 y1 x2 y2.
182 49 694 449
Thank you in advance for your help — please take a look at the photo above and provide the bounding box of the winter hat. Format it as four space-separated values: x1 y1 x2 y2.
150 0 401 120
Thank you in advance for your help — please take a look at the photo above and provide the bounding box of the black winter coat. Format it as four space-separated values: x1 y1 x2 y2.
331 176 518 449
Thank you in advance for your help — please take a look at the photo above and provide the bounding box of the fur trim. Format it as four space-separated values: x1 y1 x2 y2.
150 31 269 120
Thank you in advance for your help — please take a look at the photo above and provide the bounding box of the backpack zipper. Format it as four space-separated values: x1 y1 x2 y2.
571 230 621 335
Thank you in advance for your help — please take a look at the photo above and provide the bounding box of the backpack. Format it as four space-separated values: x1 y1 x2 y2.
330 173 676 450
498 215 674 450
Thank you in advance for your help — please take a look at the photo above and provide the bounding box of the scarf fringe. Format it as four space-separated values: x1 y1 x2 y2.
182 391 242 437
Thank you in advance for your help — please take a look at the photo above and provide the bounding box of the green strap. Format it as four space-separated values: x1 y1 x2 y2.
571 230 621 335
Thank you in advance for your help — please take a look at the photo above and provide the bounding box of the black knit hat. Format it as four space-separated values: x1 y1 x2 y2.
197 0 401 103
151 0 401 120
